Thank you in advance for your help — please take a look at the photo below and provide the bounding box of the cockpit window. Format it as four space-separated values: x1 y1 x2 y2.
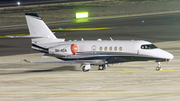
141 44 157 49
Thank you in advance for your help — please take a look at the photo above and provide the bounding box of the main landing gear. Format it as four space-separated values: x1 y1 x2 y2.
82 64 91 72
98 64 107 70
82 64 107 72
156 62 162 71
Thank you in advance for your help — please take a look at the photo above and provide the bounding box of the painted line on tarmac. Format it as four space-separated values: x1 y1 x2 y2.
0 34 29 38
51 27 112 31
118 69 180 72
151 69 180 72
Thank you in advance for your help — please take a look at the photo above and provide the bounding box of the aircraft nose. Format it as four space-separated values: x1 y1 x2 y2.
157 49 174 61
166 52 174 61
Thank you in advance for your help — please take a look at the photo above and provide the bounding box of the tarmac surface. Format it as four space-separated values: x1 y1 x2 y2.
0 12 180 101
0 40 180 101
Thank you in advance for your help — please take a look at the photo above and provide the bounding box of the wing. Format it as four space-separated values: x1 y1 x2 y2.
23 59 105 64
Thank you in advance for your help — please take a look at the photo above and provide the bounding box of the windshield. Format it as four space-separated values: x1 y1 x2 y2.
141 44 158 49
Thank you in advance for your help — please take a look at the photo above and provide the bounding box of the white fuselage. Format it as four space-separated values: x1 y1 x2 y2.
33 40 174 63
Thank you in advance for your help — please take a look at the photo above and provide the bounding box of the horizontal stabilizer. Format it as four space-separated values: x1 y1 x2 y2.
23 59 33 63
7 35 47 39
42 53 50 58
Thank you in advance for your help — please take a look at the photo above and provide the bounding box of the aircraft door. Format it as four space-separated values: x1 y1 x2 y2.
91 45 96 54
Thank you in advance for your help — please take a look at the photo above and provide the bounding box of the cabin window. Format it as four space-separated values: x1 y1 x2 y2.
114 47 117 51
104 47 107 51
99 47 102 51
119 47 122 51
141 44 157 49
109 47 112 51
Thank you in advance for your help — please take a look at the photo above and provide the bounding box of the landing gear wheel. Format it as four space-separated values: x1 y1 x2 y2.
156 66 162 71
98 65 106 70
82 66 89 72
98 65 103 70
156 66 160 71
102 67 106 70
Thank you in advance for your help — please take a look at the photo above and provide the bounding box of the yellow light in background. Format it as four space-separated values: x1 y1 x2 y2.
76 12 88 19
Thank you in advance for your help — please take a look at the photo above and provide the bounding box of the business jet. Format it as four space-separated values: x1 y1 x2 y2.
8 13 174 72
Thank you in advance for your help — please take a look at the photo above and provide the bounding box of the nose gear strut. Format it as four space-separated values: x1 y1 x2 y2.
156 62 162 71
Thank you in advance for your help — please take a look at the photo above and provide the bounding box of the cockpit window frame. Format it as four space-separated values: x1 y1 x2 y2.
141 44 158 49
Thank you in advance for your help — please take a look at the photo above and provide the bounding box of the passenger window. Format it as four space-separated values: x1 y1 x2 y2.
109 47 112 51
99 47 102 51
114 47 117 51
104 47 107 51
119 47 122 51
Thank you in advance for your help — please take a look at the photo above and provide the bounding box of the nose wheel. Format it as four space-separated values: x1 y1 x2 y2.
156 62 162 71
156 66 162 71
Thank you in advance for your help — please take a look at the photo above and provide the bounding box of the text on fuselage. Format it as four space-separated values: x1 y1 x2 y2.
55 49 67 52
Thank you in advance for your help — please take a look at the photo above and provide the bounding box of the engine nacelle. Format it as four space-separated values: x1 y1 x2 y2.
49 44 78 57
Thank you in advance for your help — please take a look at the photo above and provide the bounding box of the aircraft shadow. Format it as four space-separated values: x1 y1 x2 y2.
0 66 80 75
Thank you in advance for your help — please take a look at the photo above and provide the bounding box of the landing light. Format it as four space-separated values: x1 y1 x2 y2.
75 12 88 19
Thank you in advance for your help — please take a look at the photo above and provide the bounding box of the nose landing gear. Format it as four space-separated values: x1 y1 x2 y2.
156 62 162 71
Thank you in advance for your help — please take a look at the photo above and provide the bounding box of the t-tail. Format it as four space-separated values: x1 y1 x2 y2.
25 13 64 44
7 13 64 53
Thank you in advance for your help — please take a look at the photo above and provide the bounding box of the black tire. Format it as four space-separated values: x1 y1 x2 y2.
98 65 103 70
82 66 89 72
156 66 161 71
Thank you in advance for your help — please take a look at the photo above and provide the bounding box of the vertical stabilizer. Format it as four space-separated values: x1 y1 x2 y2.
25 13 64 43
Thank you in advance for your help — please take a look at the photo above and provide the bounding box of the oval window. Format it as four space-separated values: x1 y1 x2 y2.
104 47 107 51
109 47 112 51
99 46 102 51
119 47 122 51
114 47 117 51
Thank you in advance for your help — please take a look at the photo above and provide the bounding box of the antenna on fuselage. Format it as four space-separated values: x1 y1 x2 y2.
97 39 102 41
110 37 114 41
